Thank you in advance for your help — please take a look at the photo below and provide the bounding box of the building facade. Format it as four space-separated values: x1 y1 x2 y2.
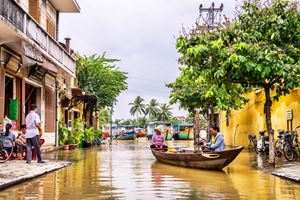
220 89 300 147
0 0 80 145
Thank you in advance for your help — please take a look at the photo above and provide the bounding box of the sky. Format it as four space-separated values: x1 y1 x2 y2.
59 0 235 120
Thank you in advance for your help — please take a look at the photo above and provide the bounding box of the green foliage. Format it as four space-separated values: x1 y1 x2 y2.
157 103 173 121
169 0 300 120
72 118 84 144
58 122 71 145
83 127 96 141
145 99 160 119
129 96 146 118
98 109 110 127
76 54 128 110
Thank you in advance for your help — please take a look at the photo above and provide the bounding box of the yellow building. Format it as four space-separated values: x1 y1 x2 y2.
220 89 300 147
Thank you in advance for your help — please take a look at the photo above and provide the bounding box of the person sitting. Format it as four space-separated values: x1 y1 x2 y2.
2 123 16 157
150 126 168 151
16 124 27 159
205 125 225 151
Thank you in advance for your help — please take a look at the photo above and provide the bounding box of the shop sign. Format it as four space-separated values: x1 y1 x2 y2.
22 42 43 63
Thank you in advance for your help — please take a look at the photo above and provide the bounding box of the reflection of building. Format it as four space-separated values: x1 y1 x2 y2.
0 0 80 145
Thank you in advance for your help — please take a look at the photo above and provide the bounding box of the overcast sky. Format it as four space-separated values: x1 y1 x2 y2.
59 0 235 120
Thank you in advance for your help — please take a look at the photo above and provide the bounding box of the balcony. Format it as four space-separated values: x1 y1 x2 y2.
0 0 76 75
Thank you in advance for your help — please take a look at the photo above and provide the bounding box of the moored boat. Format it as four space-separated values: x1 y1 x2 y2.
151 146 244 170
147 121 173 140
114 133 137 140
135 128 147 138
112 125 137 140
173 123 194 140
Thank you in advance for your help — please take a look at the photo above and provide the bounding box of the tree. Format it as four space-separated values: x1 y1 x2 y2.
157 103 173 121
129 96 146 118
76 54 128 126
168 23 247 144
145 99 160 119
216 0 300 163
98 109 110 127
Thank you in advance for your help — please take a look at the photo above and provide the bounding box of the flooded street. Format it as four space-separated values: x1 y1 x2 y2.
1 139 299 200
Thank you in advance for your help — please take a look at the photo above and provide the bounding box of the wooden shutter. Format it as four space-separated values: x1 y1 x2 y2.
0 68 4 125
29 0 41 23
46 17 56 39
45 86 55 132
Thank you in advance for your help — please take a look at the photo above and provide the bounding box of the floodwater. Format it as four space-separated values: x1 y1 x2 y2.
1 139 299 200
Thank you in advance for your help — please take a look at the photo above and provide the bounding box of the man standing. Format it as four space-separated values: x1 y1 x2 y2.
25 104 45 164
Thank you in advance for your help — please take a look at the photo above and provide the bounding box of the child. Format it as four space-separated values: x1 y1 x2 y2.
16 125 26 159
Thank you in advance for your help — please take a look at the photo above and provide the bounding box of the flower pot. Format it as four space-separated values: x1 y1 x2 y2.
63 145 70 150
69 144 78 150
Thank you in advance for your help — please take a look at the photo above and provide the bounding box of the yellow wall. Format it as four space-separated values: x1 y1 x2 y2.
220 88 300 147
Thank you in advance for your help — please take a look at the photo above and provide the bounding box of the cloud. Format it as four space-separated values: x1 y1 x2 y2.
59 0 235 119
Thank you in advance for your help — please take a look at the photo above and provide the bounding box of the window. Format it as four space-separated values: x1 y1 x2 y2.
29 0 41 23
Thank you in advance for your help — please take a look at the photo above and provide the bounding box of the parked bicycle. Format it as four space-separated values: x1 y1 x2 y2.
283 126 300 161
248 134 257 152
275 129 285 158
257 130 269 155
0 132 14 163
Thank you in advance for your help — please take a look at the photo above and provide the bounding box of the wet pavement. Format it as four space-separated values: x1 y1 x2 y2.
0 139 299 199
272 163 300 182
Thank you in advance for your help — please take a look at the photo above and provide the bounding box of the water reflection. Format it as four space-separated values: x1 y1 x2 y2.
0 140 299 200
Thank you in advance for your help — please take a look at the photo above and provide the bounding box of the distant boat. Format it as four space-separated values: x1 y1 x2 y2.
147 121 173 140
151 146 244 170
112 125 136 140
135 128 147 138
173 123 194 140
114 133 137 140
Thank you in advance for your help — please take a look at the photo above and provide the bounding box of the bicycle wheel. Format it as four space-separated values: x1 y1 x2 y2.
0 138 14 163
275 140 282 157
283 142 294 161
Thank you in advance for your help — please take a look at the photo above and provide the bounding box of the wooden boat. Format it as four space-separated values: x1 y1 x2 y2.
114 133 136 140
173 123 194 140
135 128 147 138
151 146 244 170
112 125 136 140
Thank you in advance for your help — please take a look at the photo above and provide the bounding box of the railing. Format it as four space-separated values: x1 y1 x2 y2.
0 0 75 74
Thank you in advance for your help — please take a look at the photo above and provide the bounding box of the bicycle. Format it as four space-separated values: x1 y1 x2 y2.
248 134 257 152
0 132 14 163
283 125 300 161
275 129 285 158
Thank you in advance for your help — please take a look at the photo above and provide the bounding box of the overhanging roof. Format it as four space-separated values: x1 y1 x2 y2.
49 0 80 13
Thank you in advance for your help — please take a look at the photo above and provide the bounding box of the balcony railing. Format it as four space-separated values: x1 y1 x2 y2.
0 0 75 74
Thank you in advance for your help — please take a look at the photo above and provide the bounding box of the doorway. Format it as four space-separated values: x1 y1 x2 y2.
4 76 14 118
25 83 41 116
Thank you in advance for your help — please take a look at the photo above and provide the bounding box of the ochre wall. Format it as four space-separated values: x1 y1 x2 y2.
220 89 300 147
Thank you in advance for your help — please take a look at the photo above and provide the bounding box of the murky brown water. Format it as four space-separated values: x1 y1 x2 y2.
0 139 299 200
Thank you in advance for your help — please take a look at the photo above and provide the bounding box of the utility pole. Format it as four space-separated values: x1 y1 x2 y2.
185 2 224 36
109 106 113 147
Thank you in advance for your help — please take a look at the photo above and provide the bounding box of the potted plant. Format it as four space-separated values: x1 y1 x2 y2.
81 127 95 148
69 119 84 149
58 122 71 150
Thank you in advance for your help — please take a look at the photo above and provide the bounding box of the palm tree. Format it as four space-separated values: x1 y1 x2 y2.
157 103 173 121
129 96 146 118
145 99 160 119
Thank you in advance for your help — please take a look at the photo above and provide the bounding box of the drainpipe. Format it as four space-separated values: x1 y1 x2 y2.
56 12 60 41
55 81 59 147
233 124 239 147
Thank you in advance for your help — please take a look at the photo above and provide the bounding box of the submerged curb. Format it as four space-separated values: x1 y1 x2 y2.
272 163 300 182
0 160 72 190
